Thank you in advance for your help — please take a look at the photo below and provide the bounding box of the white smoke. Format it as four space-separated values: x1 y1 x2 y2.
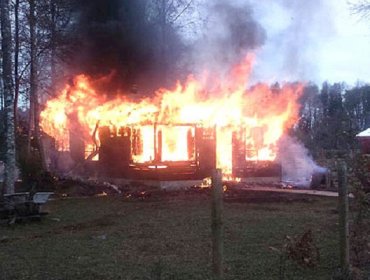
186 0 266 82
249 0 337 83
277 135 326 188
185 0 350 84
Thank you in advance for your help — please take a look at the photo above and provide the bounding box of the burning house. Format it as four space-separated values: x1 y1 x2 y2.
40 56 304 185
79 123 217 181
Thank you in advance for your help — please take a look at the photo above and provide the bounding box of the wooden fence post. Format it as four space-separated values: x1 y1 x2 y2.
212 169 224 279
337 161 350 276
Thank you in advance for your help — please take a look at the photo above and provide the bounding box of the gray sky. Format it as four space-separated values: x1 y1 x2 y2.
249 0 370 85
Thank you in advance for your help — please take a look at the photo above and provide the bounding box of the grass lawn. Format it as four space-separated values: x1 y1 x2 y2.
0 191 340 279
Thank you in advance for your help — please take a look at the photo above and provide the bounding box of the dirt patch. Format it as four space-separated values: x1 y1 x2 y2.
52 177 322 205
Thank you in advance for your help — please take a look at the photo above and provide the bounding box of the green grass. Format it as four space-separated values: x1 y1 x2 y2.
0 192 340 279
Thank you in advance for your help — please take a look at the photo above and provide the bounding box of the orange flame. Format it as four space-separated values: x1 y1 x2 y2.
40 55 304 175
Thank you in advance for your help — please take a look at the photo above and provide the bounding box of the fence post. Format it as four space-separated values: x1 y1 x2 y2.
212 168 224 279
337 161 350 276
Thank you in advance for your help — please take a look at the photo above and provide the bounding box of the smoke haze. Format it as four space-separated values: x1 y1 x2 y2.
188 0 266 78
277 136 326 188
67 0 370 89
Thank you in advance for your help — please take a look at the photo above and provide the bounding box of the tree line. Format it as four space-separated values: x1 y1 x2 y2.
293 82 370 156
1 0 80 194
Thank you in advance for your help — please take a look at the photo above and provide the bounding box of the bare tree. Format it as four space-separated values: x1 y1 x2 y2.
1 0 16 194
148 0 195 84
27 0 47 171
0 27 4 110
350 0 370 19
14 0 20 127
50 0 57 91
34 0 76 98
26 0 36 156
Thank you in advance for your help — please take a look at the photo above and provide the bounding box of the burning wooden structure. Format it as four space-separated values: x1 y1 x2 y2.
40 56 303 183
232 127 281 182
65 121 283 182
71 123 217 180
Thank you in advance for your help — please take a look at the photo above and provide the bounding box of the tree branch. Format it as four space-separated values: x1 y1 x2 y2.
18 45 50 81
170 0 193 24
349 0 370 19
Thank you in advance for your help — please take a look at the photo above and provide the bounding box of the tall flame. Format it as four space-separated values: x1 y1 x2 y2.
40 55 304 174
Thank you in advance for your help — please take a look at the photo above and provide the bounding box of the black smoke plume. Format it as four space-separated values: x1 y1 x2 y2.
67 0 266 93
69 0 185 93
